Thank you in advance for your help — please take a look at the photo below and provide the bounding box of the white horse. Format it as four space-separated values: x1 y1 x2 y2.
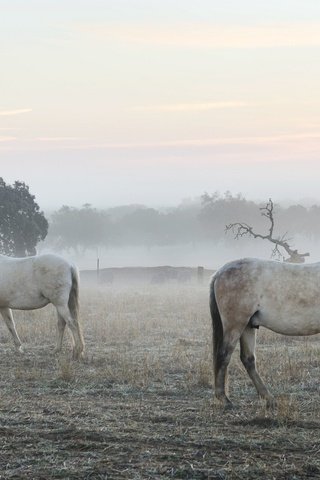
0 253 84 359
210 258 320 407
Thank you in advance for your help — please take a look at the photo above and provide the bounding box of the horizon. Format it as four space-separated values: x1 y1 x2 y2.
40 194 320 215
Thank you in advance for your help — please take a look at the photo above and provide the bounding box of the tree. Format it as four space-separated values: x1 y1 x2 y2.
118 208 162 246
48 204 111 253
199 191 261 241
226 198 310 263
0 178 48 256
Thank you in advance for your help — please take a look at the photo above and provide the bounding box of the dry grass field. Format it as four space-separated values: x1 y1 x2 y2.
0 282 319 479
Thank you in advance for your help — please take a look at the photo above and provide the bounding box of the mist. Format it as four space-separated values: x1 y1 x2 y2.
38 193 320 272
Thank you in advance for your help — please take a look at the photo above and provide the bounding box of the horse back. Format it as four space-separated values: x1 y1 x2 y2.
33 254 75 298
213 258 320 336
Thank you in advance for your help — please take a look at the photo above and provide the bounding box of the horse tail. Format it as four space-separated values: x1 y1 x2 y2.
68 265 85 358
210 275 223 377
68 266 80 322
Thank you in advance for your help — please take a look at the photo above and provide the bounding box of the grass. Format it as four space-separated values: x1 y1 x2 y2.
0 283 319 478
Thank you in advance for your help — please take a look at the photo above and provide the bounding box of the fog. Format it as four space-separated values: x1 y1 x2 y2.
44 237 320 273
38 195 320 271
44 241 271 272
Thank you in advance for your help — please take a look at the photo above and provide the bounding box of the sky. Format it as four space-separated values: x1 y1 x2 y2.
1 0 320 210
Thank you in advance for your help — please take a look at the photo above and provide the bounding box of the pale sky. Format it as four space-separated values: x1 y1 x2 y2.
1 0 320 209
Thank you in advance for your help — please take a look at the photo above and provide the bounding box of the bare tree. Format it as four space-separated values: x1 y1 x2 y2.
226 199 310 263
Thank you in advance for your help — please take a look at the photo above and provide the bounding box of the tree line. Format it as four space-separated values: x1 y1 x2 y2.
45 192 320 254
2 178 320 258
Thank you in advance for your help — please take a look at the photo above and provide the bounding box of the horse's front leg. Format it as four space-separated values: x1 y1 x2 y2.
0 307 23 353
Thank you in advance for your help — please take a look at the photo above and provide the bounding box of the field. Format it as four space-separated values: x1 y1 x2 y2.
0 282 319 479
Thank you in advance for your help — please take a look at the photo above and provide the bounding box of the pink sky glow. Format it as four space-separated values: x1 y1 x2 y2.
1 1 320 208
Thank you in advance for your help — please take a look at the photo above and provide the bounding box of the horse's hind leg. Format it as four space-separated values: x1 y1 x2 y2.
215 331 240 407
240 326 274 406
53 314 67 354
55 304 84 360
0 307 23 353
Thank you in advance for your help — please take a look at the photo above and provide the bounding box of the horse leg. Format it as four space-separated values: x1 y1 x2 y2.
214 331 239 407
55 304 84 360
240 326 274 406
0 307 23 353
53 314 67 354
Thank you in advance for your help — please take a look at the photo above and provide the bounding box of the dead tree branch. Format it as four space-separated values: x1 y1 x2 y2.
226 198 310 263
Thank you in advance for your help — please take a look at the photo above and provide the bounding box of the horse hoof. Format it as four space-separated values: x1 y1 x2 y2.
17 346 24 354
214 394 234 410
266 397 277 409
224 402 235 411
72 350 84 361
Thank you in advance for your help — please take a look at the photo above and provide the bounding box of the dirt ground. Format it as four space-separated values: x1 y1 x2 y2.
0 284 319 479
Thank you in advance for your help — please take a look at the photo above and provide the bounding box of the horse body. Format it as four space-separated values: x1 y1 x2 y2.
210 258 320 406
0 253 84 359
